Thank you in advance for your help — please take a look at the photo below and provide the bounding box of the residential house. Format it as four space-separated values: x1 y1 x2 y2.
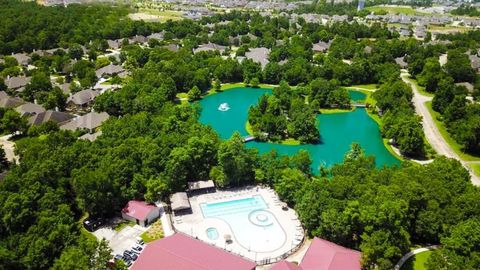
95 64 126 79
5 76 31 92
245 47 270 69
66 89 99 110
15 102 45 117
107 39 122 50
121 200 160 227
60 111 110 132
79 131 102 141
193 43 227 54
11 53 30 66
28 110 75 126
147 32 165 42
312 41 331 53
395 56 408 69
0 96 24 109
131 233 256 270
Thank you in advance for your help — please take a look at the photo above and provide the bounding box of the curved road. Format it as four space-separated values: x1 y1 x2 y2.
394 245 440 270
400 71 480 186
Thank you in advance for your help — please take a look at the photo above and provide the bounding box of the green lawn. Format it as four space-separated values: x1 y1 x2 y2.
366 5 424 15
140 220 164 243
406 77 435 97
425 101 480 162
319 108 354 114
346 84 378 91
113 220 135 232
401 250 433 270
245 122 301 145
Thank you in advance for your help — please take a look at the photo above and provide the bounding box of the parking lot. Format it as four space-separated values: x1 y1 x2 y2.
93 223 147 255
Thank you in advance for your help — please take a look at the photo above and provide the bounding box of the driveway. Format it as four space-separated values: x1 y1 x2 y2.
401 71 480 186
94 224 147 255
0 135 19 163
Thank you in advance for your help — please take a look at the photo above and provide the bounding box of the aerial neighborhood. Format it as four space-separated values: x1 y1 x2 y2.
0 0 479 270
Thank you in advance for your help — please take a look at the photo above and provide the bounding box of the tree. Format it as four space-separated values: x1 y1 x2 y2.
1 110 27 134
69 44 84 60
445 50 476 83
274 168 308 206
187 86 202 101
23 71 52 101
0 145 9 172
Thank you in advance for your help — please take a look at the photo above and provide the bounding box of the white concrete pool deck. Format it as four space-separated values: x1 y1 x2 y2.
173 186 304 265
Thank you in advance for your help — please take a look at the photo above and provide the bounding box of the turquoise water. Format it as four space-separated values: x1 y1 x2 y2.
199 87 400 171
206 227 219 240
349 90 367 102
200 195 286 252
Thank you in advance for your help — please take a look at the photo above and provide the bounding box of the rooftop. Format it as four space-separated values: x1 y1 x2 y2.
122 200 158 221
131 233 256 270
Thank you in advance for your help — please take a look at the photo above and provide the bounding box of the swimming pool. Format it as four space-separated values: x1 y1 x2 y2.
206 227 219 240
200 195 287 253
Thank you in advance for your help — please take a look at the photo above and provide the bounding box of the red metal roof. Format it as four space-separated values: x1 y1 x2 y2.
300 238 361 270
131 233 257 270
270 260 302 270
121 200 158 221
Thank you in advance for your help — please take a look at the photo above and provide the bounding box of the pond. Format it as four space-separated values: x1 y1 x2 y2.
199 87 400 172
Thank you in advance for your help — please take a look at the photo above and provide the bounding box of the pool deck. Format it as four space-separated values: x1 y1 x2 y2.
172 186 305 265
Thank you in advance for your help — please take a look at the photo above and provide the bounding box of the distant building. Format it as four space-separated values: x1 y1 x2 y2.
28 110 75 126
245 47 270 69
121 200 160 227
60 111 110 132
95 64 126 79
15 102 45 117
4 76 31 92
193 43 227 54
66 89 99 110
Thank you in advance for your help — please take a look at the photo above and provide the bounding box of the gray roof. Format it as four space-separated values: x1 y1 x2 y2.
187 180 215 191
79 131 102 142
163 44 180 52
28 110 74 126
193 43 227 54
147 32 165 41
15 102 45 117
67 89 99 106
5 76 31 90
312 41 331 52
0 91 8 100
107 40 121 50
95 64 125 78
60 111 110 131
245 47 270 69
170 192 191 211
11 53 30 66
395 57 408 68
0 97 24 108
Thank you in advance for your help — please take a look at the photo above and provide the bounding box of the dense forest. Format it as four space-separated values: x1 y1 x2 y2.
0 1 479 270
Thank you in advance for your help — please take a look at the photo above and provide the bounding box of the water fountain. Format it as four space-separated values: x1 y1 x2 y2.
218 103 230 111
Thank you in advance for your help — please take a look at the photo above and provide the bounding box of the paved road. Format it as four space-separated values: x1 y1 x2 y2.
401 71 480 186
0 134 18 163
394 245 440 270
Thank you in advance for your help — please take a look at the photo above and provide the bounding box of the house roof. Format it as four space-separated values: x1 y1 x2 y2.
11 53 30 65
0 96 24 108
60 111 109 131
270 260 302 270
67 89 99 106
5 76 31 89
79 130 102 141
170 192 191 211
95 64 125 78
245 47 270 69
312 41 331 52
28 110 74 126
15 102 45 117
122 200 158 221
300 238 361 270
0 91 9 100
187 180 215 191
131 233 256 270
194 43 227 54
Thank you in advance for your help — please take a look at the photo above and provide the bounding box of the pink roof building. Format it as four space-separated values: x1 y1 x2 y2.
270 238 361 270
121 200 159 227
131 233 257 270
270 260 302 270
299 238 361 270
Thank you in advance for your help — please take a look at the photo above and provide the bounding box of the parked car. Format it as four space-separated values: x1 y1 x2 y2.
113 254 123 261
132 245 143 253
124 259 132 267
83 217 104 232
136 238 145 245
124 250 138 261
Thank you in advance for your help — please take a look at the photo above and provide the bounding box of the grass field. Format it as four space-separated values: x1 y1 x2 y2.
366 5 423 15
245 122 301 145
471 163 480 176
129 9 183 22
140 220 164 243
319 108 354 114
114 220 135 232
401 250 433 270
347 84 378 91
425 101 480 162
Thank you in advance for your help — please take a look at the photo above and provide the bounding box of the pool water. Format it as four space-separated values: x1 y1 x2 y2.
206 227 219 240
200 195 286 253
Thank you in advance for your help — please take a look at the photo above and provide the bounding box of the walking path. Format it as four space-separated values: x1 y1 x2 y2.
401 71 480 186
394 245 440 270
0 134 18 163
